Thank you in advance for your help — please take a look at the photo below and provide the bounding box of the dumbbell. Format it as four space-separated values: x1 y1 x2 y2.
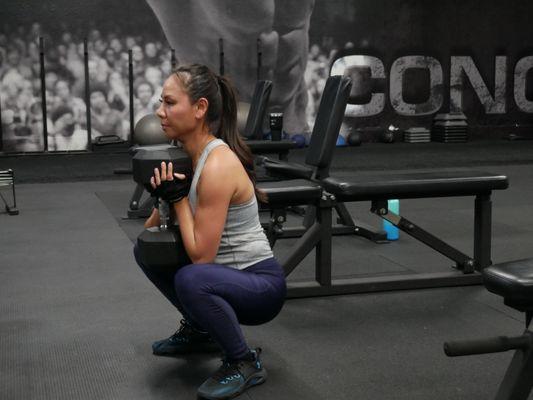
135 148 193 270
132 146 191 186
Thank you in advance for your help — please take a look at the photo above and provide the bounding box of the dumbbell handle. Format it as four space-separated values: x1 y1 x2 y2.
444 334 531 357
157 198 170 230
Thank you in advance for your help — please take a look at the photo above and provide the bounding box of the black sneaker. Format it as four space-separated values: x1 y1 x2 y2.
152 319 221 356
197 348 267 400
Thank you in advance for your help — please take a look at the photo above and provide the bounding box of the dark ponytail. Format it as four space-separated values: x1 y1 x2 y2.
216 75 266 203
174 64 266 203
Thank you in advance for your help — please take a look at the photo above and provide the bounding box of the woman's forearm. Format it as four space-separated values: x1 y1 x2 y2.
173 198 207 263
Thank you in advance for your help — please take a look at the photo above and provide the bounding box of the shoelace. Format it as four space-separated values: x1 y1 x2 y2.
176 319 210 336
169 319 193 340
212 360 242 382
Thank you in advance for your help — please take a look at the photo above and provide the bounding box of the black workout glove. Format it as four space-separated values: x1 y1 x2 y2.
152 177 191 204
144 182 158 196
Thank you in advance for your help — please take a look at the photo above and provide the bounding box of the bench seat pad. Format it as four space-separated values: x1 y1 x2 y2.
258 179 322 207
483 259 533 307
262 158 314 180
321 170 508 201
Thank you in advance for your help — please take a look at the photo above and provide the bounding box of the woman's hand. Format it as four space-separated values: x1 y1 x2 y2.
150 161 190 204
150 161 186 187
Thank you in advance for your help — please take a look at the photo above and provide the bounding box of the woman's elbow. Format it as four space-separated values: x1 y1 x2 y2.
190 256 215 264
189 249 217 265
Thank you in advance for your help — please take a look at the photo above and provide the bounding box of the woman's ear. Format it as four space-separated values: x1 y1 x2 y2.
195 97 209 119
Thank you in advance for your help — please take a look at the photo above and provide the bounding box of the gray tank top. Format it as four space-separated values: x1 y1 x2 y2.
188 139 274 270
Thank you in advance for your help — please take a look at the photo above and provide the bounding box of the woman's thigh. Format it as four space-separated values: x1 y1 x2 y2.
175 262 286 325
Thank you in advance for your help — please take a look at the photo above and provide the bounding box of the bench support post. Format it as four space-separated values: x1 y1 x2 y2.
474 193 492 271
316 196 333 286
494 330 533 400
274 195 334 285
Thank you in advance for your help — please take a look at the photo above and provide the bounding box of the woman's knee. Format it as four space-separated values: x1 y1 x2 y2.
241 296 286 326
240 279 287 326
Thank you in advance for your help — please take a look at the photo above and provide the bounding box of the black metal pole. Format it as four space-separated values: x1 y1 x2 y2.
83 38 92 150
0 91 3 152
219 38 224 76
128 49 134 145
170 48 177 70
257 38 262 81
39 37 48 152
11 169 17 209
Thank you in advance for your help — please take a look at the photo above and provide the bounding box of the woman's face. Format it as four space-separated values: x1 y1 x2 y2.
156 76 201 140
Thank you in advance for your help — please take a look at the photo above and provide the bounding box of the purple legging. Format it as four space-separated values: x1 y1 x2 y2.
133 244 286 360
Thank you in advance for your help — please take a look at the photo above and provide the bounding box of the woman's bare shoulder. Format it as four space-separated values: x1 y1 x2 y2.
206 145 240 168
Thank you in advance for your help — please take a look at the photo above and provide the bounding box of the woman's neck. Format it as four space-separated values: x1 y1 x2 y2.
181 128 217 168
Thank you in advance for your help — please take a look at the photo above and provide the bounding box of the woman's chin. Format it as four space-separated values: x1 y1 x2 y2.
165 132 182 142
161 126 174 139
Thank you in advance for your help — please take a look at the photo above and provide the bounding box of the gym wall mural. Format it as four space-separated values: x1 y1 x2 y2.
1 0 532 153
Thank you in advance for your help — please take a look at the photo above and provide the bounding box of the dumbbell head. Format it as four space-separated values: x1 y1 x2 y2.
132 147 192 185
137 226 191 271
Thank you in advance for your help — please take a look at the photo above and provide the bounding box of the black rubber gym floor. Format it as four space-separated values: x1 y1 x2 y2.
1 141 533 399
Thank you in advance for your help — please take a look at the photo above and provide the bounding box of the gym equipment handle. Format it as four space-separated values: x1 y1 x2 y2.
444 335 531 357
157 199 170 230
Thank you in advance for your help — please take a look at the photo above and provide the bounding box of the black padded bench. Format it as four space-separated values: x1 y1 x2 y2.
444 259 533 399
322 171 508 201
322 171 508 273
264 168 508 298
484 259 533 316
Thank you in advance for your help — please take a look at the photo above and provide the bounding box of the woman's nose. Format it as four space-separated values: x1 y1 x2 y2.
155 103 165 119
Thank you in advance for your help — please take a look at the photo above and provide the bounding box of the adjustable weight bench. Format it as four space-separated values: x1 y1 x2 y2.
258 75 359 297
261 170 509 298
259 75 387 243
444 259 533 399
322 171 508 272
259 75 509 298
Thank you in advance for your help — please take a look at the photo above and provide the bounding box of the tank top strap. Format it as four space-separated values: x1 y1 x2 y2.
188 138 228 213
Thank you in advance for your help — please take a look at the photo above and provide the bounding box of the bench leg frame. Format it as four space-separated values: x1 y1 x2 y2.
372 208 475 272
370 195 495 273
265 193 495 298
494 330 533 400
265 202 387 243
474 194 492 270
